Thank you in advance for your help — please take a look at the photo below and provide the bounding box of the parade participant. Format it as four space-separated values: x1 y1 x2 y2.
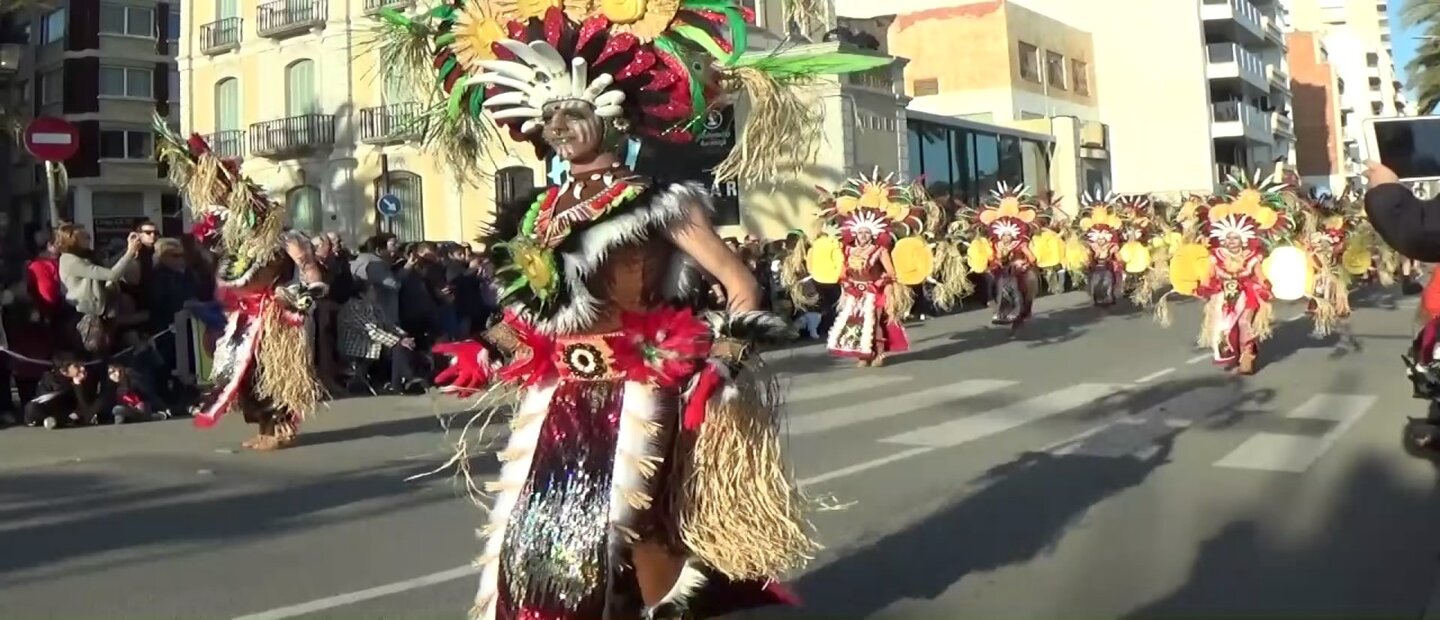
1162 173 1299 375
1298 191 1358 335
1072 191 1125 307
370 2 888 618
802 172 932 366
1114 193 1165 306
961 184 1064 331
152 117 327 451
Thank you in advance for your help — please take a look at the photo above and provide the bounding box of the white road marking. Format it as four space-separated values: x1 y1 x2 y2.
1186 354 1211 364
788 379 1017 436
798 447 937 486
880 383 1122 447
1285 313 1307 322
1213 394 1377 472
783 374 909 405
1047 387 1241 458
1133 368 1175 383
229 564 480 620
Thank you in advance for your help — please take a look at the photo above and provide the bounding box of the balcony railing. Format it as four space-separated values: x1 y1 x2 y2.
1268 65 1290 90
358 103 424 144
0 43 20 74
1211 101 1272 140
205 130 245 159
257 0 326 38
200 17 242 54
248 114 335 157
364 0 412 13
1206 43 1266 86
1271 112 1293 135
1201 0 1264 36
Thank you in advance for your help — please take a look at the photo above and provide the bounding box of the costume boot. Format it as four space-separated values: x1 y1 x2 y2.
1238 342 1258 375
241 419 275 450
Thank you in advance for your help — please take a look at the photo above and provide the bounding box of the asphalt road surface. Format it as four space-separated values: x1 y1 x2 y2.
5 288 1440 619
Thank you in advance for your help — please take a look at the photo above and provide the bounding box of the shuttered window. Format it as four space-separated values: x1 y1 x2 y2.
214 78 239 130
216 0 238 18
286 185 322 233
374 172 424 242
284 59 317 116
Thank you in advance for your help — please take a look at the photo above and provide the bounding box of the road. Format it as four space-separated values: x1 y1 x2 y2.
4 288 1440 619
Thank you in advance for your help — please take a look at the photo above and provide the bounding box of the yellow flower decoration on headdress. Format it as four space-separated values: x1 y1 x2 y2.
1210 196 1278 230
858 182 890 209
452 4 506 68
1178 198 1202 222
493 0 591 22
980 199 1036 225
599 0 681 41
1079 206 1121 230
1322 214 1345 231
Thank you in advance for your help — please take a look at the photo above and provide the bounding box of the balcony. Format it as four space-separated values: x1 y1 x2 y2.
257 0 326 38
248 114 335 157
358 103 423 144
200 18 242 55
1267 65 1290 93
205 130 245 159
364 0 412 13
1211 101 1272 142
1201 0 1265 41
0 43 20 76
1271 112 1294 137
1206 43 1267 90
1262 15 1285 45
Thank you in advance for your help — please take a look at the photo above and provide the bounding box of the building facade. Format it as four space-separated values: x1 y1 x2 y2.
1287 31 1354 191
5 0 180 251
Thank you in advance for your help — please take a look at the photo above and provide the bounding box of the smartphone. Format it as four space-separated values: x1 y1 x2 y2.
1363 115 1440 182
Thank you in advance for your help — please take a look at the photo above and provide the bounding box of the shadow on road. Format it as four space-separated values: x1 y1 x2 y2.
1124 453 1440 618
749 376 1263 618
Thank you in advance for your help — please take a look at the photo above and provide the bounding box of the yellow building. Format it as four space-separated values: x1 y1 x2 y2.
175 0 541 243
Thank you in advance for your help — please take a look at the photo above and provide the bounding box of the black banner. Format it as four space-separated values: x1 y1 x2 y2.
634 106 739 226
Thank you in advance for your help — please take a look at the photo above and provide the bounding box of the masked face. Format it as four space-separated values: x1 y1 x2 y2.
541 100 606 163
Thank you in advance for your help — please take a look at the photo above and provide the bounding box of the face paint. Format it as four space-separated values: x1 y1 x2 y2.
541 100 605 163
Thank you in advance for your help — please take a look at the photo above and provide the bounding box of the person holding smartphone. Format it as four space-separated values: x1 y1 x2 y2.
1363 161 1440 260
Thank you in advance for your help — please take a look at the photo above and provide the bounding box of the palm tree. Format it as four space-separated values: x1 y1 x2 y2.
1402 0 1440 114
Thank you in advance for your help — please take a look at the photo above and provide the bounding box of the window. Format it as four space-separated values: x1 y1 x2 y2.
217 0 239 19
374 172 424 241
286 185 322 233
951 127 975 204
912 78 939 96
1071 59 1089 95
1372 101 1384 114
973 132 1000 194
100 3 156 37
168 70 179 101
99 129 154 160
168 9 181 41
38 68 62 104
40 8 65 44
285 59 318 116
100 66 154 98
999 135 1023 186
1045 51 1066 90
1018 42 1040 82
1367 52 1379 67
215 78 240 130
495 166 535 206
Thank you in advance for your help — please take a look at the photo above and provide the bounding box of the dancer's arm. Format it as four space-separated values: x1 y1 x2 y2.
667 203 761 313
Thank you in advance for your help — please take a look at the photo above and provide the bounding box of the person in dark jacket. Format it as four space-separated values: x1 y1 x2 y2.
24 354 106 429
1363 161 1440 261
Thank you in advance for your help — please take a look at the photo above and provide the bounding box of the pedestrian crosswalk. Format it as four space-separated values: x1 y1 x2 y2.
776 370 1391 479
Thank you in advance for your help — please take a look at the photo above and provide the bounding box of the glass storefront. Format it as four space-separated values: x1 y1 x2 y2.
907 115 1050 206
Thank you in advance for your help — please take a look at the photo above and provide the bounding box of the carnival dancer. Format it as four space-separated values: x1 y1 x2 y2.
370 2 888 618
1299 191 1357 335
152 117 327 451
1072 191 1125 307
1160 173 1301 375
802 172 930 366
961 184 1064 331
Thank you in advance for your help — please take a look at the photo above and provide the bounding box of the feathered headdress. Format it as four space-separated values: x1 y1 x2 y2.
1077 190 1122 243
1207 170 1289 247
817 168 924 247
975 183 1046 241
371 1 891 182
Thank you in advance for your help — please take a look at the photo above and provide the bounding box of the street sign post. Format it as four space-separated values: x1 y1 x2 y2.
24 117 79 226
376 194 402 219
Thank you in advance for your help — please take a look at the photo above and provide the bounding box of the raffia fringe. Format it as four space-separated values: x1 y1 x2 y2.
1252 300 1274 342
255 302 324 421
1153 290 1175 327
886 282 915 322
675 367 817 581
930 241 972 311
712 66 821 186
1197 297 1218 348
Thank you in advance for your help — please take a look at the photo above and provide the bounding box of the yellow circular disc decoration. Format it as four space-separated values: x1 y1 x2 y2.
1063 236 1090 272
1119 240 1151 273
1029 230 1064 269
1168 243 1211 296
891 236 934 286
806 236 843 284
1341 243 1373 275
967 238 994 273
1263 245 1312 301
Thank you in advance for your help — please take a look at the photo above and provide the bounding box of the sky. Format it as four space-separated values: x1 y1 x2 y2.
1391 1 1418 96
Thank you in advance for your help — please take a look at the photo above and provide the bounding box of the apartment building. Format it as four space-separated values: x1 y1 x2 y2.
3 0 180 250
1288 31 1352 190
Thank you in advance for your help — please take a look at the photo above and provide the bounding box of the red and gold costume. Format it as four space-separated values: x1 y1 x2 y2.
371 1 888 618
802 172 936 366
961 184 1065 330
153 118 326 451
1071 192 1125 306
1300 191 1365 335
1163 174 1306 374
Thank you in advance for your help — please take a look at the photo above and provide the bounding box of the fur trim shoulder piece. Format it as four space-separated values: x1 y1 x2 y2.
702 311 797 345
492 179 712 334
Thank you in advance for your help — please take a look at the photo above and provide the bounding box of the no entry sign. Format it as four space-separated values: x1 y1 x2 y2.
24 117 78 162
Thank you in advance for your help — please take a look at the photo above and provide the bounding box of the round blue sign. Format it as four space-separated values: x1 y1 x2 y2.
376 194 402 217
